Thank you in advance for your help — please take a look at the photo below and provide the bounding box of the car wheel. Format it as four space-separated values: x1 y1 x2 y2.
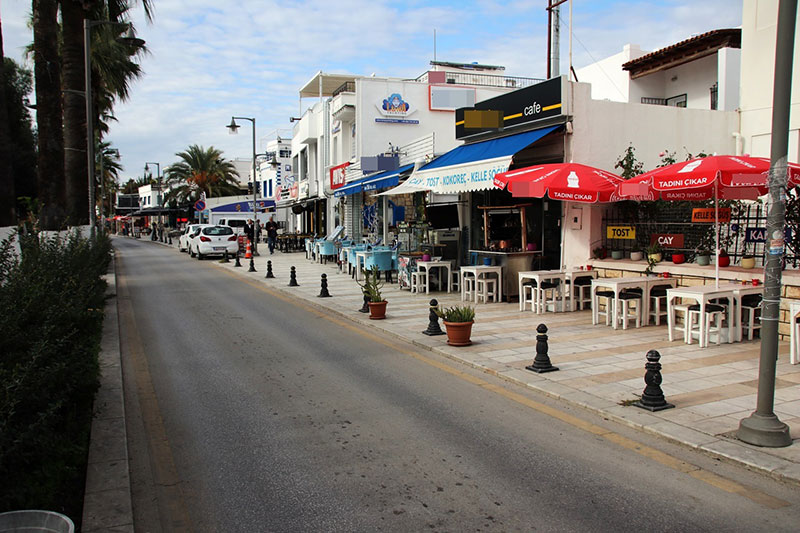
190 247 196 258
197 250 204 260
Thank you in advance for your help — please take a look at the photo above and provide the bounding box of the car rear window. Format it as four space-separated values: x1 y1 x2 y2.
226 220 247 228
203 226 234 236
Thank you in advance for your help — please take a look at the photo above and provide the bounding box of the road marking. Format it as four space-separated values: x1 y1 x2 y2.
118 258 194 531
221 267 791 510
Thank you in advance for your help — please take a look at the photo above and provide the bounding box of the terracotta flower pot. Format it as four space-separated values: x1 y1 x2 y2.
718 255 730 267
443 320 474 346
741 256 756 269
671 253 685 264
368 300 387 320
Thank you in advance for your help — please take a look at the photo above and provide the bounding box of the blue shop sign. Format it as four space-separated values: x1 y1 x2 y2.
744 227 792 243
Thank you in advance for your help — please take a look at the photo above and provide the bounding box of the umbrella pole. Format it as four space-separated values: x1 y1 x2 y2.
715 179 719 289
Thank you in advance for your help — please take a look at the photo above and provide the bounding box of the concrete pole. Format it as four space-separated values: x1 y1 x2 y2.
737 0 796 448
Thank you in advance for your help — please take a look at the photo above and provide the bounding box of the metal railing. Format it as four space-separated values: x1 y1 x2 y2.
414 71 543 89
332 81 356 97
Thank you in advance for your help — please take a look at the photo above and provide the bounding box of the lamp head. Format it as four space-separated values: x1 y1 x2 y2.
118 26 145 48
269 154 279 169
227 117 239 134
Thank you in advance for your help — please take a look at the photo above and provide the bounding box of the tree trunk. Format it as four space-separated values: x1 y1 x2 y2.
0 18 17 226
33 0 66 230
61 0 90 225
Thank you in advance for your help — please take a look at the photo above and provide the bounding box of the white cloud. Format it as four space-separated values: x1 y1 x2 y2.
1 0 743 180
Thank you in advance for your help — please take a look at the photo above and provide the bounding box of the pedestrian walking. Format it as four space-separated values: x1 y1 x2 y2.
265 215 279 254
255 219 263 243
245 219 255 243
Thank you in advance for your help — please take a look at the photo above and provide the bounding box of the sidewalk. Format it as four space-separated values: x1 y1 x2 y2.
219 246 800 484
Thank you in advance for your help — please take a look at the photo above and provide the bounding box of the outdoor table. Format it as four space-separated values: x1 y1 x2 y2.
564 269 599 312
517 270 566 312
460 265 503 303
666 285 735 347
720 282 765 342
415 260 452 294
354 250 372 281
592 276 677 329
339 245 353 273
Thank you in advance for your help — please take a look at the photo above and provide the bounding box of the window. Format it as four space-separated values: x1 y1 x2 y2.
204 226 234 235
666 93 687 108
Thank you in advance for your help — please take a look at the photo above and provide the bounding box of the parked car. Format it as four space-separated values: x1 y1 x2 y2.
190 225 239 259
217 218 248 235
179 224 211 252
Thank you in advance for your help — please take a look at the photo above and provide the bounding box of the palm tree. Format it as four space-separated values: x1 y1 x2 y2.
0 18 15 225
164 145 242 205
61 0 150 224
32 0 66 229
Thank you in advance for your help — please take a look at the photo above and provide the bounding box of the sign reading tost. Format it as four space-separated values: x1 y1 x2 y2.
455 77 564 139
607 226 636 239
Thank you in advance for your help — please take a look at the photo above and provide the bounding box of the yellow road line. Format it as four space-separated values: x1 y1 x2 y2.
221 266 791 510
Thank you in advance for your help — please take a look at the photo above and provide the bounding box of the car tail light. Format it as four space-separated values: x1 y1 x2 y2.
228 235 237 241
200 236 211 242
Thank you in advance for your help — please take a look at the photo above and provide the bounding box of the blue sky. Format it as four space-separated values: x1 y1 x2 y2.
2 0 742 181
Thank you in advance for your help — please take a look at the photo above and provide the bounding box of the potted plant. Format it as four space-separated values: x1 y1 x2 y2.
592 246 608 260
695 247 711 266
741 248 756 269
718 248 731 267
357 266 387 320
435 305 476 346
611 249 624 260
630 247 644 261
671 250 686 264
646 242 662 263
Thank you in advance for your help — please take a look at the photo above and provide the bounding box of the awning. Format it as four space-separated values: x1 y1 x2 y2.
381 125 560 195
333 164 415 198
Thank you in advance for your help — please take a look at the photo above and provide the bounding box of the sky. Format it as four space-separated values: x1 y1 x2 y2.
1 0 743 182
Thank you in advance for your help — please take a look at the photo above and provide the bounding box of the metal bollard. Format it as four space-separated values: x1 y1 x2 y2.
248 256 257 272
222 251 230 263
422 299 445 336
265 260 275 278
288 266 299 286
526 324 559 373
358 292 370 313
318 273 331 297
633 350 674 411
168 234 172 245
234 252 242 267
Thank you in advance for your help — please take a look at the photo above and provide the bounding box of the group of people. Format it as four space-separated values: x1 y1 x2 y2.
245 216 279 254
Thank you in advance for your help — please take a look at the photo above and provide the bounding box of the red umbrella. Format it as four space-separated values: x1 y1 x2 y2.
618 155 800 287
493 163 625 203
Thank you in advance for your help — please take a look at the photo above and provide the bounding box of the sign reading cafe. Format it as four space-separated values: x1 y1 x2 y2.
375 93 419 124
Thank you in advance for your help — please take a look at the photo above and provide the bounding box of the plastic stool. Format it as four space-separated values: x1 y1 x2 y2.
476 277 498 303
687 303 725 347
740 294 762 341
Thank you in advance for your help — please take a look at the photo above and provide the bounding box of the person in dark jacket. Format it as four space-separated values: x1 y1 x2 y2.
265 216 279 254
245 219 255 243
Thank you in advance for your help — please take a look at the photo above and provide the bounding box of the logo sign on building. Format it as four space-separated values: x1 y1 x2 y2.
375 93 419 124
455 77 564 139
649 234 685 248
329 162 350 190
607 226 636 239
691 207 731 223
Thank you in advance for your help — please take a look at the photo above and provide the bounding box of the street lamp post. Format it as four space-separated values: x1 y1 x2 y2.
227 116 259 257
84 19 144 231
145 162 162 240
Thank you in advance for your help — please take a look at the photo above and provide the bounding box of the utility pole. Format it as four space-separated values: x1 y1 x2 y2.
738 0 796 448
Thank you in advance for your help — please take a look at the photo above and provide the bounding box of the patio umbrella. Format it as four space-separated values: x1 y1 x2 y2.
618 155 799 287
493 162 626 203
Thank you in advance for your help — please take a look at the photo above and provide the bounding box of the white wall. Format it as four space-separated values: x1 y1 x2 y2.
740 0 800 159
574 43 646 102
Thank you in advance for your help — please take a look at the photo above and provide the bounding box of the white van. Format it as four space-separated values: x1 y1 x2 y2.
218 218 248 235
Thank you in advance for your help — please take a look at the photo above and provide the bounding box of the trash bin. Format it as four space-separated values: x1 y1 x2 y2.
0 510 74 533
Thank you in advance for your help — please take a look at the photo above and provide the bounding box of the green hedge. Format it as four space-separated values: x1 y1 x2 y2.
0 228 111 521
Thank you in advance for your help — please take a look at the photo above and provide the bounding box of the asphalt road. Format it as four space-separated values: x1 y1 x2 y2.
115 237 800 532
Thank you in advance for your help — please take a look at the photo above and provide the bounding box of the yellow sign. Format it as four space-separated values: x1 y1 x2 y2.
607 226 636 239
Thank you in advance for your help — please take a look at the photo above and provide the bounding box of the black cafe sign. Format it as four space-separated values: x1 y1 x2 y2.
455 76 565 139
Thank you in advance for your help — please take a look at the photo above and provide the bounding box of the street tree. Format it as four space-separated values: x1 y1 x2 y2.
164 145 242 205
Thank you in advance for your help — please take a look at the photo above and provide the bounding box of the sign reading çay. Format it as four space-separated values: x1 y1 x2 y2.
649 234 685 248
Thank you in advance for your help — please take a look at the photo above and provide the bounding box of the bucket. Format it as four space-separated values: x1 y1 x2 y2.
0 510 74 533
483 257 492 266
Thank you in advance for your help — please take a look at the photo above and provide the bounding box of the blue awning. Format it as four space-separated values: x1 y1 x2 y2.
333 163 415 197
383 125 561 195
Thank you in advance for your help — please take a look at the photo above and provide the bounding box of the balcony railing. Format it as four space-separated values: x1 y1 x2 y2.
640 94 687 108
332 81 356 97
414 71 544 89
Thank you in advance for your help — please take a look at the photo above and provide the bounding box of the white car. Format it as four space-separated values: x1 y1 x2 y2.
190 225 239 259
179 224 210 252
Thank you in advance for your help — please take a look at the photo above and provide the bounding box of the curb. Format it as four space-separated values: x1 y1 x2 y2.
81 254 134 531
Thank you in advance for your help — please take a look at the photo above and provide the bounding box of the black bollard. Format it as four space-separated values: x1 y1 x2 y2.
526 324 559 373
248 256 257 272
222 251 230 263
234 252 242 267
358 292 370 313
633 350 674 411
265 260 275 278
318 273 331 297
288 266 299 286
422 299 445 336
168 234 173 245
